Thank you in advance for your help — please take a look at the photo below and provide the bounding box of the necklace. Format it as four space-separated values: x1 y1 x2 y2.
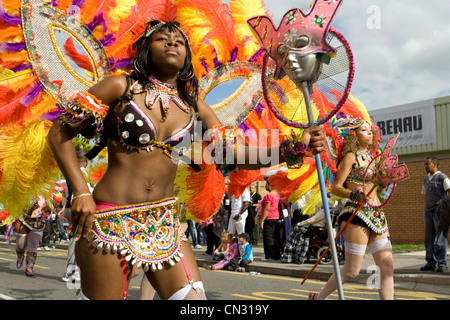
357 149 372 162
131 75 190 116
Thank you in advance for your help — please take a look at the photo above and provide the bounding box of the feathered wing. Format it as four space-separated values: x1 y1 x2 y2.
0 0 377 223
0 0 175 222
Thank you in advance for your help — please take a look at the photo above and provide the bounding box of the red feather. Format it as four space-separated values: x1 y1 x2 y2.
113 0 176 43
184 163 225 222
0 83 40 125
63 37 94 73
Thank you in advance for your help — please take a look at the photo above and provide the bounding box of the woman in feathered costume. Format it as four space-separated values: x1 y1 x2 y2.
0 0 372 300
47 19 323 300
310 117 395 300
9 196 52 277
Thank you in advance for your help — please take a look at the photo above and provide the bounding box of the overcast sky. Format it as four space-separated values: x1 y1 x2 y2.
246 0 450 111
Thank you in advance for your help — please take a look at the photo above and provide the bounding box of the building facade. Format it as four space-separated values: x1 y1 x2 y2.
371 96 450 244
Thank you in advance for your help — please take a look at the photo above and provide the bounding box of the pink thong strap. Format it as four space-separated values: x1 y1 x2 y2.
96 202 118 211
121 256 128 299
180 256 193 284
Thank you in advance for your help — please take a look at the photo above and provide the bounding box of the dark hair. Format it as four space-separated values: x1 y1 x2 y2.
426 156 439 167
238 233 250 242
131 20 198 112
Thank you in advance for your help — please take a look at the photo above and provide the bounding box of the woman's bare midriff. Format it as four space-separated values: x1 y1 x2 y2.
93 139 179 206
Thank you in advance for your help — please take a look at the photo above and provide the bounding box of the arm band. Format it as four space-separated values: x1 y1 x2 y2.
58 91 110 143
279 129 309 168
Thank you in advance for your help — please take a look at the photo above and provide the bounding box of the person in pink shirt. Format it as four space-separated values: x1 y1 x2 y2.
259 178 282 261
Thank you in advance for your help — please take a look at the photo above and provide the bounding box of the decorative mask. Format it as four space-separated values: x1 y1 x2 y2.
247 0 344 78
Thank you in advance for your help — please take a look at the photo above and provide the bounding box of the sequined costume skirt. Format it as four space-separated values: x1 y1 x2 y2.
19 216 46 231
338 201 388 234
87 198 187 272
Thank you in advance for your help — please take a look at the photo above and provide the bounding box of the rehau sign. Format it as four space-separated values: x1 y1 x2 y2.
370 99 436 148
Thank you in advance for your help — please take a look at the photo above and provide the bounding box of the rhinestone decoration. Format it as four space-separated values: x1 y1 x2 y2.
139 133 150 145
124 113 135 122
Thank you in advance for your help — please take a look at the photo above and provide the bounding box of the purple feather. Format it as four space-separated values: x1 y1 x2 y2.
20 83 43 107
0 9 21 26
238 122 250 132
11 64 32 73
0 41 26 52
248 48 265 63
40 109 62 122
255 102 265 116
87 13 107 33
199 58 209 74
100 34 116 46
112 58 131 70
228 47 238 63
72 0 86 8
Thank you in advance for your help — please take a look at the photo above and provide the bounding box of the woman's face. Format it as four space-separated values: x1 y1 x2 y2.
355 122 373 148
149 28 187 74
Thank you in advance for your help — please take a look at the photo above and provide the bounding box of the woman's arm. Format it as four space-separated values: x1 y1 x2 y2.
48 75 128 240
260 202 271 230
330 152 357 200
196 98 324 169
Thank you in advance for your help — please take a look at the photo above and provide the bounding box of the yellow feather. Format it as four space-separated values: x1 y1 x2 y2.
175 0 237 65
0 66 16 81
229 0 268 59
0 120 60 220
348 94 372 123
107 0 138 32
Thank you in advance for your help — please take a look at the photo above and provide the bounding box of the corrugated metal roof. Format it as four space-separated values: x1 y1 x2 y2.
393 96 450 161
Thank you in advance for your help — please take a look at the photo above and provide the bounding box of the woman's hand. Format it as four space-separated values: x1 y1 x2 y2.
302 125 324 154
70 195 96 241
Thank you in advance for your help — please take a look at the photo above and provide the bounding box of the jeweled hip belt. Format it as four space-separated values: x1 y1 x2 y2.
87 198 187 272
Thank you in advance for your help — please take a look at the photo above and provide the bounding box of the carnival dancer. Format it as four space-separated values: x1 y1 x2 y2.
309 118 394 300
11 196 52 277
48 20 324 300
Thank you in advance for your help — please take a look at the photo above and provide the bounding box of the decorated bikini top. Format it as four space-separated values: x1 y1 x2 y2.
347 159 376 185
59 75 197 162
117 76 197 156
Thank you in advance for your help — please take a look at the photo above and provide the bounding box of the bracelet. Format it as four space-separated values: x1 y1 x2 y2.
279 129 308 168
72 193 93 201
350 189 363 203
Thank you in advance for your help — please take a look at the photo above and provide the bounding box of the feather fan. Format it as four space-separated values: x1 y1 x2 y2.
0 120 60 222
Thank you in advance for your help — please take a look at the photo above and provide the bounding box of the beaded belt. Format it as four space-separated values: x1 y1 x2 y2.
20 216 46 231
87 198 187 272
340 201 388 234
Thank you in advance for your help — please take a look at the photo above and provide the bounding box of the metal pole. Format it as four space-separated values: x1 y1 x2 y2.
301 81 345 300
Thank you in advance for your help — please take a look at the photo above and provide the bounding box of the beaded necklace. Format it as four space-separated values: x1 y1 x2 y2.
131 75 190 116
356 149 372 162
